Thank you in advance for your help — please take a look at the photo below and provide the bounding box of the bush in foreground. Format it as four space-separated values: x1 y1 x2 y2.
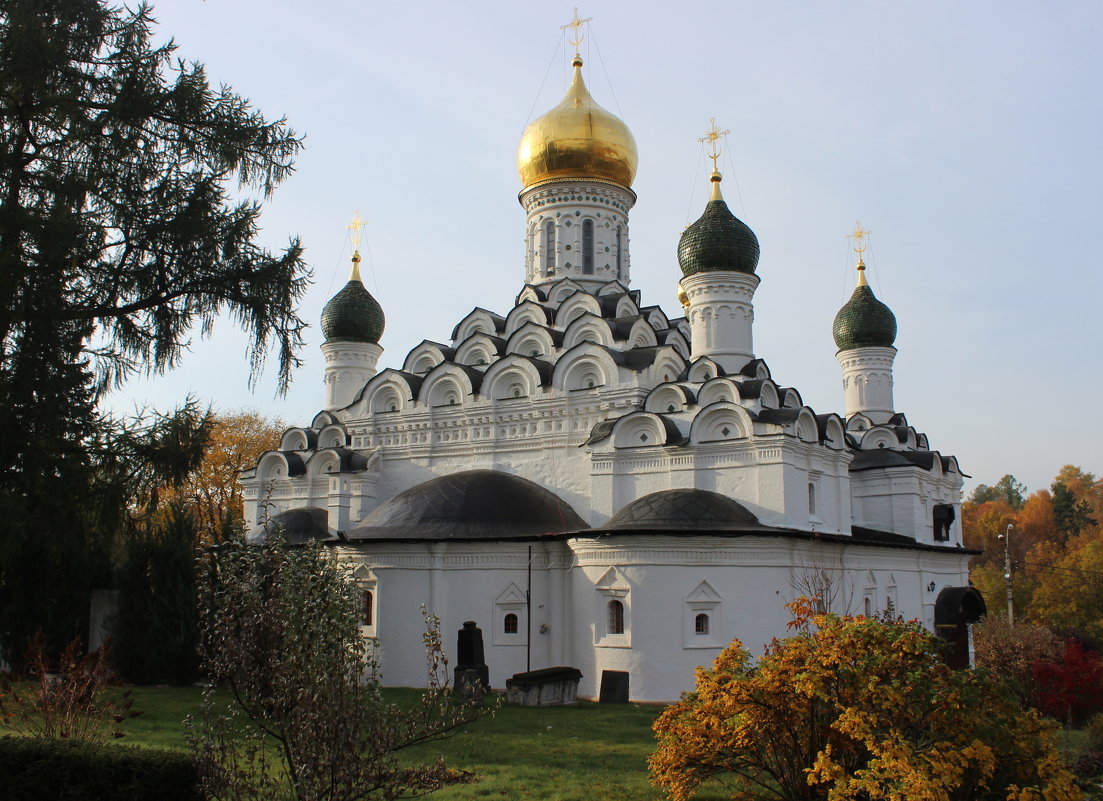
0 736 200 801
650 601 1081 801
191 535 489 801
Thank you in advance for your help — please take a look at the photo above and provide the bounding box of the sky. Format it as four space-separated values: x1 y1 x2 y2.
110 0 1103 496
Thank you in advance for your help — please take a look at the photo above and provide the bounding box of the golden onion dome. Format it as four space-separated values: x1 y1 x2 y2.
517 55 638 190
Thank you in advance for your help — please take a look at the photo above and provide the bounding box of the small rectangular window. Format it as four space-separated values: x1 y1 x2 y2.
361 589 373 627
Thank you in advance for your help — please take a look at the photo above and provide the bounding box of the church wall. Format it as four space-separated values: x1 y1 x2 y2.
851 466 964 545
559 534 971 701
334 528 972 701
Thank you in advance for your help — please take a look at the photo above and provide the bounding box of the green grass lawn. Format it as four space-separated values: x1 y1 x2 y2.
117 685 734 801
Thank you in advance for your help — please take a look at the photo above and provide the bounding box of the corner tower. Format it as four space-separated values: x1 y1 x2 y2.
320 214 385 410
833 223 898 422
516 12 637 291
678 120 761 372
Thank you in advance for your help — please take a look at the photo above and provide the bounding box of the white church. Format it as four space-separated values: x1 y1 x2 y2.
242 29 983 702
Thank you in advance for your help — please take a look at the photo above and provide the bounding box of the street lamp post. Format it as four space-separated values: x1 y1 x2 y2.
997 523 1014 625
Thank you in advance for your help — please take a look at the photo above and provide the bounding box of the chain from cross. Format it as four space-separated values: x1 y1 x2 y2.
847 220 871 256
697 118 731 172
561 8 592 56
348 210 368 252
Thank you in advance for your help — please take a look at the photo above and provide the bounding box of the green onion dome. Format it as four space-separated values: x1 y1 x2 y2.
832 264 897 351
678 173 760 277
320 255 385 344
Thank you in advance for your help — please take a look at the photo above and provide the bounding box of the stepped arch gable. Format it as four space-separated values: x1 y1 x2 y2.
644 382 696 414
816 413 847 450
454 332 506 367
642 306 669 331
317 423 347 449
857 425 900 451
697 377 742 407
552 343 621 392
451 308 505 344
418 362 481 408
402 340 454 376
546 278 586 305
556 291 603 327
625 318 658 349
514 285 546 305
610 411 682 449
505 300 552 336
795 407 820 443
356 369 422 416
256 450 306 482
780 387 803 408
658 328 690 360
481 355 549 400
280 427 317 452
686 356 725 384
688 401 755 445
596 279 631 297
646 347 687 386
562 312 615 349
505 322 558 360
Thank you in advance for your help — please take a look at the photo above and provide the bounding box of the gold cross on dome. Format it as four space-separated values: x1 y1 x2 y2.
561 8 592 56
347 210 367 253
847 220 871 256
698 118 731 172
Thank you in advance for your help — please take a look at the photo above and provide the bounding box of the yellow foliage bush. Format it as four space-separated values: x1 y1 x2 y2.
650 604 1081 801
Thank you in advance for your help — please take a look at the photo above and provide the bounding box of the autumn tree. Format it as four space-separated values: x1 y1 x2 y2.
650 603 1081 801
190 534 486 801
972 617 1062 708
0 0 308 660
1052 481 1096 540
1029 532 1103 642
158 410 284 541
969 474 1027 509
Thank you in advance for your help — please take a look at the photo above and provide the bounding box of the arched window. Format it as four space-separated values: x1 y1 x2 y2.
544 220 555 275
615 225 622 277
808 482 816 515
607 599 624 634
863 596 872 617
527 223 536 273
503 613 518 634
582 219 594 274
361 589 374 627
694 613 710 635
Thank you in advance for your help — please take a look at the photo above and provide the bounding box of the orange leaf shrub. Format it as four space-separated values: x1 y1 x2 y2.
650 604 1081 801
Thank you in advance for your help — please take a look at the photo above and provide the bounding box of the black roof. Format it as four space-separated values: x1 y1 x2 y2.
598 489 760 531
346 470 587 541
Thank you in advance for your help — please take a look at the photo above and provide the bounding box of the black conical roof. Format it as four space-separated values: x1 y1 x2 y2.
832 282 897 351
321 279 385 344
678 198 760 277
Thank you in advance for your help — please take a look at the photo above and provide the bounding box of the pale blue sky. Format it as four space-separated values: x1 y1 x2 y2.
110 0 1103 495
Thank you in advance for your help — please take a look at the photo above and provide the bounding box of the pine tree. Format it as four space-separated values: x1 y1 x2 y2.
0 0 308 661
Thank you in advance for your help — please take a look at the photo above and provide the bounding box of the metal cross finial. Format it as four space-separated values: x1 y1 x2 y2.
561 8 592 56
698 118 731 172
347 210 368 253
847 220 871 257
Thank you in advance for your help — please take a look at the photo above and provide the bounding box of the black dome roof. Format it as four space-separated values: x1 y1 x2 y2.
602 488 760 530
678 196 760 277
832 283 897 351
347 470 587 540
321 279 385 343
